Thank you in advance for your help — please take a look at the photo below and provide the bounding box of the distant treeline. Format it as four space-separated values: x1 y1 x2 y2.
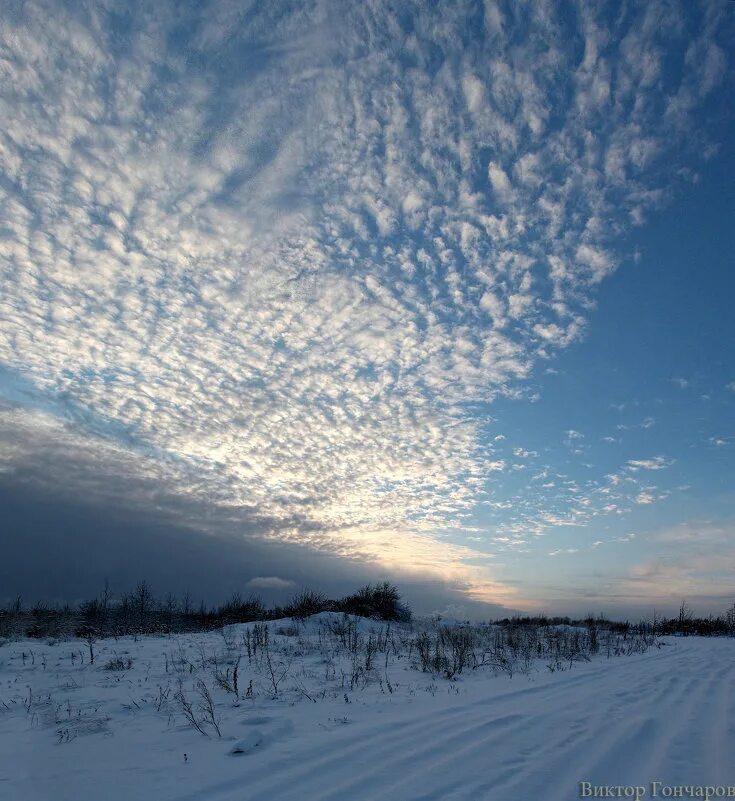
0 582 411 639
1 586 733 641
494 599 735 638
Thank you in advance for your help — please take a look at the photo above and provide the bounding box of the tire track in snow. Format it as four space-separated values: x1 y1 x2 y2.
181 653 669 801
487 644 731 801
173 638 734 801
243 655 666 801
375 662 688 801
232 649 678 800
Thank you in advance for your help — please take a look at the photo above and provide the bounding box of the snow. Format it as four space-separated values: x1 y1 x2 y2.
1 616 733 800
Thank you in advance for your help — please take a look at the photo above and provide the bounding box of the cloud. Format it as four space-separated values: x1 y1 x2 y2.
522 521 735 616
0 0 730 604
487 161 515 204
549 548 578 557
626 457 673 471
247 577 297 590
625 522 735 606
483 442 682 546
0 405 520 615
635 491 656 505
616 417 655 431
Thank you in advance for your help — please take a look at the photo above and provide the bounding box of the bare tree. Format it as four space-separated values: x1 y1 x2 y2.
263 637 292 697
726 602 735 636
195 679 222 737
133 580 154 633
181 590 192 617
163 593 177 634
678 600 694 627
174 680 209 737
76 625 98 665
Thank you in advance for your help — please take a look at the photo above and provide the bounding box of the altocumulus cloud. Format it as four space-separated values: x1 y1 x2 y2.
0 0 730 604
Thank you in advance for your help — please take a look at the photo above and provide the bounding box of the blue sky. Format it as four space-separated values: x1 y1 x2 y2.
0 0 733 616
464 140 735 613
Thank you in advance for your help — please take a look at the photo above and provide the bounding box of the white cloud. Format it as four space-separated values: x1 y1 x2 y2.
635 492 656 505
575 244 615 283
549 548 578 557
487 161 514 204
627 457 673 471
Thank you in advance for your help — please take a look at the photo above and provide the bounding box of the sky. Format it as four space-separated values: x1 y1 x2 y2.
1 0 733 618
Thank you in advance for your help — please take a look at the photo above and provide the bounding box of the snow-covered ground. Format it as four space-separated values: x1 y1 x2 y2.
1 614 733 800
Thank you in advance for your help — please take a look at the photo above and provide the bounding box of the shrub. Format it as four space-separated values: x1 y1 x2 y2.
339 583 411 622
104 656 133 671
284 590 330 621
218 593 265 625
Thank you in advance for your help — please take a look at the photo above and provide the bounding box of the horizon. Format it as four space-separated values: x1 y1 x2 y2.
1 0 734 620
4 583 731 626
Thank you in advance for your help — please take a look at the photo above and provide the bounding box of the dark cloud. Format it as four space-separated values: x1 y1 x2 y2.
0 476 366 605
0 408 514 617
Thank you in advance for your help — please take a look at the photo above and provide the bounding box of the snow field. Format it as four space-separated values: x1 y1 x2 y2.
1 613 732 800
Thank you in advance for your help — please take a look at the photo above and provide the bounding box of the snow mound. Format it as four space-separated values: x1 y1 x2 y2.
229 730 264 755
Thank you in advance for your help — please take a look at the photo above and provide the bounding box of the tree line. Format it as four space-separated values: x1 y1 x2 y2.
494 599 735 638
0 581 411 639
1 586 733 641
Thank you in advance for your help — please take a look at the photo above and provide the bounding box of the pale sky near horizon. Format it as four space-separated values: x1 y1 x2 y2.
1 0 733 618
